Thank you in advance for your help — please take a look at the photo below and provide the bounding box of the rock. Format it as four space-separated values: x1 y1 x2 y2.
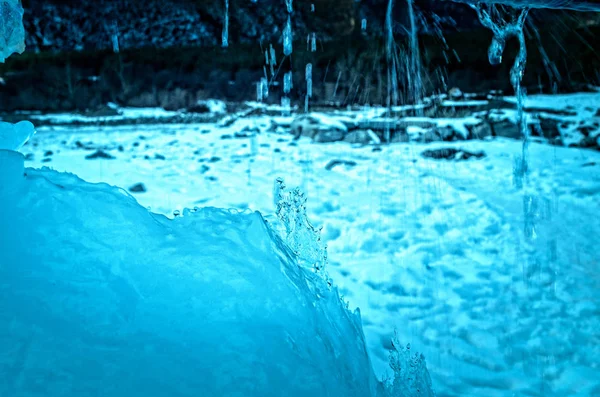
448 87 464 99
421 148 486 161
533 117 563 145
390 132 410 143
343 129 380 145
325 160 357 171
154 154 166 160
128 183 146 193
220 134 233 140
314 129 346 143
576 124 597 137
187 99 226 114
490 120 522 139
200 165 210 174
234 126 258 138
83 105 120 118
44 150 53 156
421 129 442 143
468 122 493 139
579 136 599 148
208 156 221 163
438 125 462 141
291 113 347 143
85 150 115 160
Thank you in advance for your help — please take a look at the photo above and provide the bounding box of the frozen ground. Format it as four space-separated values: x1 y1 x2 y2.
22 114 600 396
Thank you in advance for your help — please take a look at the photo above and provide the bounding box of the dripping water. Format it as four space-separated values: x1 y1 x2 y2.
407 0 423 111
473 4 529 186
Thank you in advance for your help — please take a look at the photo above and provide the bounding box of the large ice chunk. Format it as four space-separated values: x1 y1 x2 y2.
0 120 35 150
0 168 434 396
0 0 26 62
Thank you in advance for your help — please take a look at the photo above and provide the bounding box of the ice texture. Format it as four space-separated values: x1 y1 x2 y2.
0 120 35 150
0 0 25 62
0 167 434 397
452 0 600 11
283 16 292 56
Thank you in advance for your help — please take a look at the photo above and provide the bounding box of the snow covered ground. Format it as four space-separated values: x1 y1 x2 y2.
22 114 600 396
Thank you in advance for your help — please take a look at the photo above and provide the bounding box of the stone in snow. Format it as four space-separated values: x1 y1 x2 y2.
85 150 115 160
421 148 486 161
128 183 146 193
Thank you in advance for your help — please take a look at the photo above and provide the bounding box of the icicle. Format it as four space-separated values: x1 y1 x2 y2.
222 0 229 47
361 19 367 31
386 0 399 109
305 63 313 112
282 1 294 115
284 72 293 94
306 64 313 98
111 21 120 53
473 4 529 184
407 0 423 108
269 45 276 76
269 45 277 65
111 33 120 54
283 16 293 56
311 33 316 52
256 81 263 102
261 77 269 99
311 3 315 12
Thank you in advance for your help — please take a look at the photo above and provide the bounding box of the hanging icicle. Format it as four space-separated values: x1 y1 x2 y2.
283 16 293 56
305 63 313 112
221 0 229 47
284 72 293 94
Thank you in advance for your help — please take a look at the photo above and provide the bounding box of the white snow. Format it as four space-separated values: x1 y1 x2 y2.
196 99 227 113
20 115 600 396
442 100 489 107
25 107 181 124
309 112 349 131
503 92 600 113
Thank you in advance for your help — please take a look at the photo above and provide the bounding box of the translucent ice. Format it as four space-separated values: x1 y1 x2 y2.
452 0 600 11
0 120 36 151
0 168 434 396
283 16 293 56
0 0 26 62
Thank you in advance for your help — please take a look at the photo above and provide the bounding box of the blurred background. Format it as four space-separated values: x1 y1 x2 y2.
1 0 599 112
